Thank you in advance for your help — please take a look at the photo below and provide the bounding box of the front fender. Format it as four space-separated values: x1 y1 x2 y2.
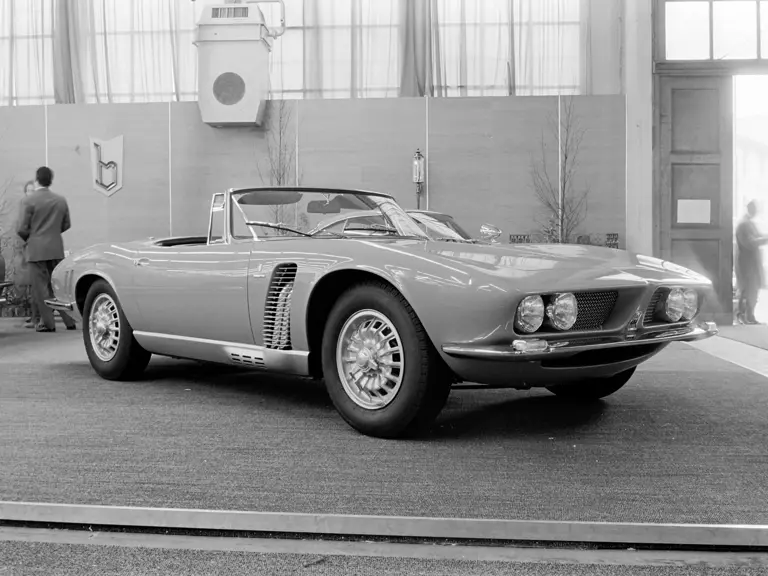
294 249 519 354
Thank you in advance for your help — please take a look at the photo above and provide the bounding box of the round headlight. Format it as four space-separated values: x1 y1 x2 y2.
515 295 545 333
664 288 685 322
546 293 578 331
682 288 698 320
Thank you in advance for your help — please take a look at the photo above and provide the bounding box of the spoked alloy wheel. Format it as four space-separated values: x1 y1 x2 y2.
321 281 452 439
336 309 404 410
89 293 121 362
83 280 151 381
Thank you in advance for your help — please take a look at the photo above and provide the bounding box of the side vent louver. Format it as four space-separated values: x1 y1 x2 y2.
212 6 249 18
263 263 298 350
229 352 265 368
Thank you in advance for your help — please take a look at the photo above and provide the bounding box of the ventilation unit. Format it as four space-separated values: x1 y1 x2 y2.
194 0 285 127
263 263 298 350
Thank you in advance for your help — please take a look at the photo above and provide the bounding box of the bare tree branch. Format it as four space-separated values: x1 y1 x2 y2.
529 94 590 244
256 100 298 234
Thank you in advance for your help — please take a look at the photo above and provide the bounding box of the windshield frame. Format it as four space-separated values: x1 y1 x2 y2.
408 210 476 242
229 187 431 241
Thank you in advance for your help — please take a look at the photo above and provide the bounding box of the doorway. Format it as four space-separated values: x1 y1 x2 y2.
734 75 768 322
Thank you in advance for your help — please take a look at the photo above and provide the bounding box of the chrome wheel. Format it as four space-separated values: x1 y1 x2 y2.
336 309 404 410
89 293 121 362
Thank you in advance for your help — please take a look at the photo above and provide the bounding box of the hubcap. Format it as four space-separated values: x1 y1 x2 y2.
336 309 404 410
89 294 121 362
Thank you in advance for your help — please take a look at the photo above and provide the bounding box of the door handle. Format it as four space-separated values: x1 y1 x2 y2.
134 258 150 267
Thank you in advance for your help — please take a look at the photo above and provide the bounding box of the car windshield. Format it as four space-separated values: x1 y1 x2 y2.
230 189 430 240
409 212 475 242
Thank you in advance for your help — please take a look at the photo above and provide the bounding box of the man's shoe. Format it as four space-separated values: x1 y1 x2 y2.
35 325 55 332
65 324 77 331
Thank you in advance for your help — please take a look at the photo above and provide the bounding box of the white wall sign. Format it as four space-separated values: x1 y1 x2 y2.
677 199 711 224
90 135 124 197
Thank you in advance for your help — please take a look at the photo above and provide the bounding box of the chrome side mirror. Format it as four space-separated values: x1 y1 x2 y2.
480 223 502 243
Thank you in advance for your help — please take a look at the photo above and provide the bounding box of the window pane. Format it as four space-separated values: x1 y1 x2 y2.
481 24 511 89
9 0 52 37
360 0 397 26
98 0 135 33
714 0 757 59
320 28 352 92
359 27 398 91
271 29 304 91
665 1 710 60
513 0 580 24
315 0 352 26
177 30 198 96
13 38 49 100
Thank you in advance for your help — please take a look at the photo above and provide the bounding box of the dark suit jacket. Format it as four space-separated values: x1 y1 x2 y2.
736 217 766 291
16 187 71 263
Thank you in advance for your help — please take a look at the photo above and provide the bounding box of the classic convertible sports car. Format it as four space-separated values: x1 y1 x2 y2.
46 187 718 438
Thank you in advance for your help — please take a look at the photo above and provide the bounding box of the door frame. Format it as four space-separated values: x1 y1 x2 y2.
653 71 735 325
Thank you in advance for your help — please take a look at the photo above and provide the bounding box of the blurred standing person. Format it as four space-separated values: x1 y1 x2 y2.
16 167 77 332
735 200 768 325
17 180 40 328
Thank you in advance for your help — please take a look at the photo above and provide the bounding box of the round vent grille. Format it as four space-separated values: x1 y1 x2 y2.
213 72 246 106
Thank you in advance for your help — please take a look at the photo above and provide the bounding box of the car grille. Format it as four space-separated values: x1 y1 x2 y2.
569 290 619 331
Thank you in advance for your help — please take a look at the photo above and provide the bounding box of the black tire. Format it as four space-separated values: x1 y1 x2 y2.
321 281 451 439
83 280 151 380
545 366 636 400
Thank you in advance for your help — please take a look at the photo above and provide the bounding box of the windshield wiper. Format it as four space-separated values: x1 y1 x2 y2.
310 229 346 238
245 221 312 237
345 224 399 234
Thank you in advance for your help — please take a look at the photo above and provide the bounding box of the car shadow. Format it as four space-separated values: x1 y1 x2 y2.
60 357 611 439
431 392 609 440
137 358 335 410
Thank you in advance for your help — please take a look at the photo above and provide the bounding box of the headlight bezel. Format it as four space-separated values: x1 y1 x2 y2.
654 286 702 324
663 287 685 323
546 292 578 331
682 288 699 320
515 295 545 334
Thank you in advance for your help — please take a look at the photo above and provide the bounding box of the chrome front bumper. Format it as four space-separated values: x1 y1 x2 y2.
45 298 74 312
441 321 719 361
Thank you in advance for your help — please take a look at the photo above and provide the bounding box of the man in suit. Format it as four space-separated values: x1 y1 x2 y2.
16 166 77 332
735 199 768 324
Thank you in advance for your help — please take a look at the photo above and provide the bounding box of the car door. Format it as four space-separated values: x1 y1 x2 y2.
131 194 254 346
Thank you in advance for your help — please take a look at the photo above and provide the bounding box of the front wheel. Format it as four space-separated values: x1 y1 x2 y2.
83 280 151 381
321 281 451 439
545 367 636 400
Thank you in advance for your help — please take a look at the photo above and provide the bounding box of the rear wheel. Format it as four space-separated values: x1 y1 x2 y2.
321 281 451 438
545 367 636 400
83 280 151 380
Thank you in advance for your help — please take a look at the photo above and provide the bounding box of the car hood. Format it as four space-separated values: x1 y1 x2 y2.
370 239 712 290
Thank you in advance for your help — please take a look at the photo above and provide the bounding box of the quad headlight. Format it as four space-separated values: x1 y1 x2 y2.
682 288 699 320
515 295 545 333
663 288 685 322
546 292 578 331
